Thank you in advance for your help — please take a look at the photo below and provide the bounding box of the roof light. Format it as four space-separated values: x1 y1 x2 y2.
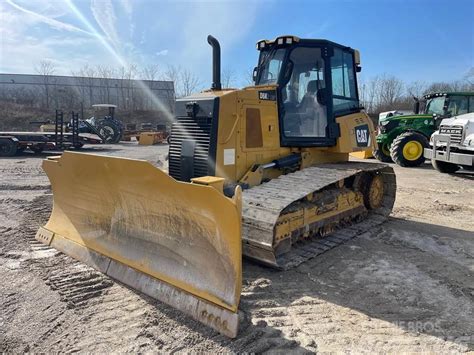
256 40 266 50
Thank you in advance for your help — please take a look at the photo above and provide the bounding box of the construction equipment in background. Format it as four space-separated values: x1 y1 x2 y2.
138 131 167 145
0 111 101 157
141 122 153 130
84 104 123 143
374 92 474 166
122 123 170 144
36 35 396 337
424 112 474 173
37 104 124 144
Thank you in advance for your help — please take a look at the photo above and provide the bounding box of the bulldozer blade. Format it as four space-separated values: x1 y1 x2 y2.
35 151 242 337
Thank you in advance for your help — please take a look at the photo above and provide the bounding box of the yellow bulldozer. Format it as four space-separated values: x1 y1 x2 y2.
36 35 396 338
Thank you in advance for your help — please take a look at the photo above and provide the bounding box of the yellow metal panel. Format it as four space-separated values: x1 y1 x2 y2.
138 132 159 145
350 150 374 159
330 111 376 153
40 152 242 314
191 176 225 193
200 88 376 184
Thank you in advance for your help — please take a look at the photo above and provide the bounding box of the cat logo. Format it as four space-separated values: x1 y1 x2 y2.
258 90 276 101
355 124 369 147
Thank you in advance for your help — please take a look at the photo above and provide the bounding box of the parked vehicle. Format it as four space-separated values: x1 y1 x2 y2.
36 34 396 337
0 111 101 157
82 104 123 144
375 92 474 166
424 112 474 173
39 104 124 144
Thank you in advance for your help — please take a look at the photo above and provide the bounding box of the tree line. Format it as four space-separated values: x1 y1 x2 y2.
1 60 204 114
2 60 473 118
359 73 473 115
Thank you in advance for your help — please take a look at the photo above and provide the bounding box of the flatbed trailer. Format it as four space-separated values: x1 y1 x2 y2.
0 111 102 157
0 132 102 157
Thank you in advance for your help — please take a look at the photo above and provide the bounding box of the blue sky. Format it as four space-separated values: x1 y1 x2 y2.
1 0 473 88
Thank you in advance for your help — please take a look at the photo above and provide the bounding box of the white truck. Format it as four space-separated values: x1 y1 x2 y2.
424 112 474 173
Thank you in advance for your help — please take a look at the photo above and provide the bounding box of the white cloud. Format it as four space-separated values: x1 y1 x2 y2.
5 0 93 36
90 0 120 46
119 0 132 16
0 0 263 82
0 1 108 74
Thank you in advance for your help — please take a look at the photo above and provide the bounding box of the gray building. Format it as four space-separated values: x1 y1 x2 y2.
0 73 175 113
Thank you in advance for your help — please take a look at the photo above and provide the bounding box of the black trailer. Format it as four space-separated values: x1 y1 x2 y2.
0 110 102 157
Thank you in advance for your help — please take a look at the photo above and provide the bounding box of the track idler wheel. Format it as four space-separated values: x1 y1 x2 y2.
356 173 385 210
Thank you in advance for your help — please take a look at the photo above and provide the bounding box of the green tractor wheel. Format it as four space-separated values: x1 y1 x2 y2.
390 131 429 167
373 143 392 162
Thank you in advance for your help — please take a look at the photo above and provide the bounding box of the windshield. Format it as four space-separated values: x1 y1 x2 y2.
425 97 445 115
281 47 327 138
256 48 286 85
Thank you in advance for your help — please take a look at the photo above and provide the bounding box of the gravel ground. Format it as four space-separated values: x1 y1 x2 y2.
1 143 473 353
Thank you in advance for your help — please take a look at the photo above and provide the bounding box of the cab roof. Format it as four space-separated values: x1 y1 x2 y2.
424 92 474 99
255 35 354 52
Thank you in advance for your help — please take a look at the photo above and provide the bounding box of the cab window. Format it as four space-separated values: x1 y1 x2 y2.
281 47 327 137
331 48 358 113
447 96 468 116
426 97 445 115
257 48 286 85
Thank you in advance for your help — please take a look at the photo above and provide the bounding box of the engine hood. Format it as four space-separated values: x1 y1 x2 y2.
379 114 432 124
439 112 474 128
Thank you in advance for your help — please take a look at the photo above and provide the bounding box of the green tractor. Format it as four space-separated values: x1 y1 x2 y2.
375 92 474 166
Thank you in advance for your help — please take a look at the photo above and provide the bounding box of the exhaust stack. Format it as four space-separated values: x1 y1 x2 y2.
207 35 222 90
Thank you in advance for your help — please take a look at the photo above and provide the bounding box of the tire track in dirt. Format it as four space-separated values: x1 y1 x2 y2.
3 151 472 352
5 196 469 353
239 229 474 353
2 193 306 353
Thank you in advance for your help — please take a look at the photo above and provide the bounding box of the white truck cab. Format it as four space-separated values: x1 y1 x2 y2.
424 112 474 173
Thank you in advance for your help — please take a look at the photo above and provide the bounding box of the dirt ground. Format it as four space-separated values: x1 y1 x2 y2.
1 143 473 353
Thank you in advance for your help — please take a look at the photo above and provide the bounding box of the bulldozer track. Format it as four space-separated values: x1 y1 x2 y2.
242 162 396 269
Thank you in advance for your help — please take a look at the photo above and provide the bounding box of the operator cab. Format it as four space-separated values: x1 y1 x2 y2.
421 93 474 118
254 36 362 147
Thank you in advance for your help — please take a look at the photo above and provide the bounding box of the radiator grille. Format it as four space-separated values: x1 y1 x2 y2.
439 125 463 144
168 116 212 181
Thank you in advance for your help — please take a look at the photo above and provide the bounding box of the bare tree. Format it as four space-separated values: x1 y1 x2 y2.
222 67 236 88
243 68 255 86
141 64 160 81
74 64 97 106
360 74 407 114
180 69 201 97
464 67 474 86
362 76 381 113
378 74 404 109
117 64 138 110
161 65 200 98
161 65 181 96
406 81 427 98
426 80 473 94
35 60 56 108
96 65 115 103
